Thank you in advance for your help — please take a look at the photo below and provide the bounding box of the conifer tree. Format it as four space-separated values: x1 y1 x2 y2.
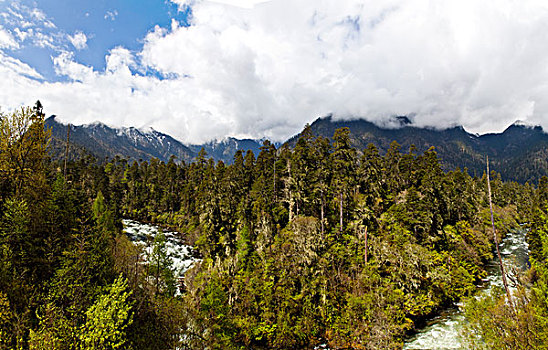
311 135 332 236
330 127 356 234
148 229 176 296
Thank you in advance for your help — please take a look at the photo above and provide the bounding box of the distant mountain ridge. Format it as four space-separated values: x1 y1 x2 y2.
287 115 548 183
188 137 268 164
46 115 548 183
45 116 265 164
46 116 195 163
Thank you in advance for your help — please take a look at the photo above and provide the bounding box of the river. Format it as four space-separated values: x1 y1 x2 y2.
403 228 530 349
122 220 529 349
122 219 199 284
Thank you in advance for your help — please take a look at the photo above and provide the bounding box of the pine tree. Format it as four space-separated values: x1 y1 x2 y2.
148 229 177 296
330 127 356 234
311 136 332 237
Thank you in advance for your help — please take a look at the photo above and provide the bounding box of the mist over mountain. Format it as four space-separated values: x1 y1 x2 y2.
46 115 548 183
288 116 548 183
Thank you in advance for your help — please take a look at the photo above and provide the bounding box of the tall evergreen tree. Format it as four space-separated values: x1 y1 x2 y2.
330 127 356 234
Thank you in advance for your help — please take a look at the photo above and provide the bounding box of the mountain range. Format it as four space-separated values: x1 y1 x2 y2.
46 116 196 163
289 116 548 183
45 115 548 184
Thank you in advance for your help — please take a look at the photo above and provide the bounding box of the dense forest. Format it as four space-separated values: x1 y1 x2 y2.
0 104 547 349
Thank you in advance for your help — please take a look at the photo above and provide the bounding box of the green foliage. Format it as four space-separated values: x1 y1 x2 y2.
28 303 76 350
148 229 177 296
0 291 14 350
79 275 134 349
463 286 544 349
94 124 529 348
92 191 116 234
0 106 50 199
1 198 30 274
0 105 537 349
463 177 548 348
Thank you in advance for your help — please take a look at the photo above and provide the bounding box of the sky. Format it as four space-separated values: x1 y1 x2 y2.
1 0 548 144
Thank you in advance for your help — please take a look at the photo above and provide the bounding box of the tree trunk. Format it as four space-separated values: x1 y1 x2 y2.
288 161 294 221
273 155 276 202
64 123 70 184
156 252 160 296
364 226 368 264
339 191 343 234
320 190 325 238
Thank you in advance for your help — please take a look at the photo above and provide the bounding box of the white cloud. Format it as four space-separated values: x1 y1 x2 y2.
172 0 272 9
30 8 46 21
170 0 195 7
106 47 135 72
7 6 23 21
4 0 548 144
212 0 271 8
53 52 95 82
68 31 87 50
33 30 56 49
0 51 42 79
138 0 548 140
104 10 118 21
43 20 56 29
0 26 19 49
1 3 65 51
13 27 28 41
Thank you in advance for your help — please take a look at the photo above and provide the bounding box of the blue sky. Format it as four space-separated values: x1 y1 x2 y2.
1 0 548 143
0 0 190 81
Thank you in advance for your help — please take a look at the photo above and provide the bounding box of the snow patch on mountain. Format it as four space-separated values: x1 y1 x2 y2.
512 120 541 129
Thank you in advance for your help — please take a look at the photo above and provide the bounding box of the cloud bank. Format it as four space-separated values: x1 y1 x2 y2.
2 0 548 143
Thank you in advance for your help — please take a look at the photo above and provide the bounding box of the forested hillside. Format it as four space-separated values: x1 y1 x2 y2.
47 114 548 184
0 105 543 349
288 116 548 184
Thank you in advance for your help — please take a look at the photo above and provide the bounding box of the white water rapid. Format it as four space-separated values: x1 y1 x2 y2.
403 228 529 350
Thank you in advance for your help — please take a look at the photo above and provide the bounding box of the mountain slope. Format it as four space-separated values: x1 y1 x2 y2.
479 124 548 182
189 137 265 164
46 114 548 183
46 116 195 163
45 117 268 165
287 116 548 183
